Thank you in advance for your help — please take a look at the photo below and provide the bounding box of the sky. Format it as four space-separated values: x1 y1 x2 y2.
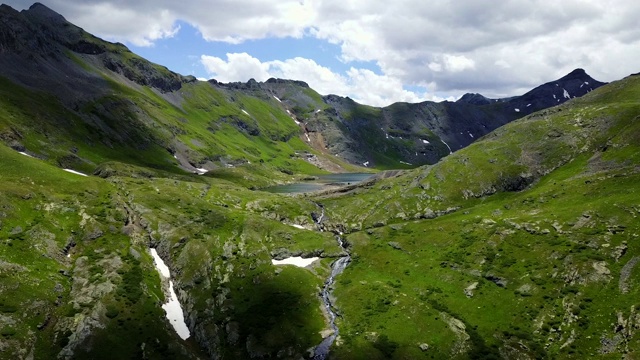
5 0 640 107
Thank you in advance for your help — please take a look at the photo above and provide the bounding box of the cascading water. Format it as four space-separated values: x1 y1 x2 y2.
312 204 351 359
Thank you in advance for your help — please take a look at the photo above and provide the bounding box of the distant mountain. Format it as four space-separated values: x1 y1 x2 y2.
266 68 606 169
0 2 607 174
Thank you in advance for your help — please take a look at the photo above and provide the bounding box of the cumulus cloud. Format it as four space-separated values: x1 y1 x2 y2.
6 0 640 101
200 53 443 106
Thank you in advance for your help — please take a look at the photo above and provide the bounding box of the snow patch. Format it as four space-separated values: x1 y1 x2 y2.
305 133 311 142
422 139 430 144
363 161 369 167
273 95 282 103
563 89 570 99
18 151 33 158
553 94 556 99
315 109 321 113
514 108 520 112
527 103 532 107
468 133 474 138
241 109 250 116
150 248 190 340
195 168 208 175
272 257 319 268
150 248 171 278
162 282 191 340
290 224 306 230
63 169 88 177
400 161 412 165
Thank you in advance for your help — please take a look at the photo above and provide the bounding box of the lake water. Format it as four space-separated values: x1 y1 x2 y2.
262 173 373 194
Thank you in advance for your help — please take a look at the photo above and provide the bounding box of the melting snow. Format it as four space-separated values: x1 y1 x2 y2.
162 282 191 340
241 109 250 116
64 169 88 177
563 89 570 99
151 249 171 278
273 96 282 103
150 248 190 340
272 256 319 267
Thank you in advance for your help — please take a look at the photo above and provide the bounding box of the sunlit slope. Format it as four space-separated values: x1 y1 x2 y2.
319 73 640 230
314 74 640 358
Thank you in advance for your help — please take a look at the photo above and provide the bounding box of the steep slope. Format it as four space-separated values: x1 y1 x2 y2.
267 68 605 169
0 3 606 174
312 73 640 359
0 3 358 184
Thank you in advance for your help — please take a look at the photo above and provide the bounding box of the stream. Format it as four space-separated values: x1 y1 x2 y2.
312 205 351 360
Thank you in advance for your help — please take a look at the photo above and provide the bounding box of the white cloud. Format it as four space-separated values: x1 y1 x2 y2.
201 53 270 83
6 0 640 101
200 53 442 106
443 55 476 73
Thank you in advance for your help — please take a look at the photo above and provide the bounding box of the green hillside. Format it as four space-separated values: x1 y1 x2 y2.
0 3 639 360
314 73 640 358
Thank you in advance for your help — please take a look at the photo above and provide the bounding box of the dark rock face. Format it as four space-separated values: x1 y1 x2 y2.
499 68 606 118
0 2 189 94
456 93 497 105
285 69 606 168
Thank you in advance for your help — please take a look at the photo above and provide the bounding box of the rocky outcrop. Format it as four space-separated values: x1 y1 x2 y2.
619 257 640 294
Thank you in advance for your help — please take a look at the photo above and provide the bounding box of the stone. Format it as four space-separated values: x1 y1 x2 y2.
484 273 508 288
464 282 478 298
593 261 611 275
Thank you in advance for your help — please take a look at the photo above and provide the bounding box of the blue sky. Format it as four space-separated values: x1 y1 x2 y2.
131 21 380 81
5 0 640 106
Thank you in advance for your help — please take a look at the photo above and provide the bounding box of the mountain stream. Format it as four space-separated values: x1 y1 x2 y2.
312 205 351 359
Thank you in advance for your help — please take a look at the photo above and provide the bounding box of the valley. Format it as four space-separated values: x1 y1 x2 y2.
1 3 639 360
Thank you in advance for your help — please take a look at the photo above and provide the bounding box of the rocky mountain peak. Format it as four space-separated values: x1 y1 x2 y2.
24 2 68 24
559 68 588 80
456 92 495 105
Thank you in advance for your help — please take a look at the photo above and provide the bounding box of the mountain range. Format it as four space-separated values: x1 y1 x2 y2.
1 3 638 360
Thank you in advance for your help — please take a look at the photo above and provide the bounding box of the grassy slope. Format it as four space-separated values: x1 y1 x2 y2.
0 143 343 359
316 74 640 358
